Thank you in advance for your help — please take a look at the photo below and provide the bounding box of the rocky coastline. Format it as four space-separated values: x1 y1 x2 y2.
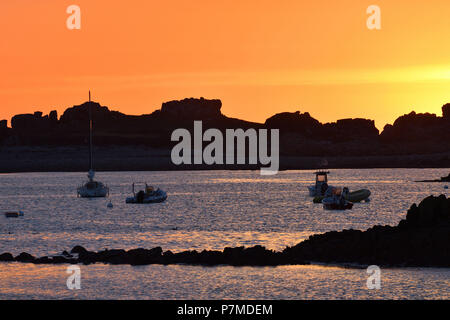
1 99 449 173
1 195 449 268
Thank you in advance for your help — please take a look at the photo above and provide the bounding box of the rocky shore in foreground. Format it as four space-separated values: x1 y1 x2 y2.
1 195 449 268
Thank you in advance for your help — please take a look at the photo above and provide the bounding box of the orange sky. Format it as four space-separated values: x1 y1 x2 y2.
0 0 449 129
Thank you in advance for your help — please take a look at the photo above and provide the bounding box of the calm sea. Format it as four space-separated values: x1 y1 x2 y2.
0 169 449 299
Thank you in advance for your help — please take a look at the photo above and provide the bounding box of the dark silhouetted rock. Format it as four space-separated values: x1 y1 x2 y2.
71 245 88 254
405 195 450 227
15 252 35 262
161 98 223 120
93 249 127 264
265 111 321 136
11 111 58 133
443 103 450 120
161 250 175 264
51 256 77 264
285 195 450 267
380 110 450 144
325 118 379 140
62 250 72 257
0 253 14 261
0 120 9 144
60 102 118 127
49 110 58 122
126 247 163 265
10 98 249 147
3 97 450 162
265 112 379 141
34 256 52 264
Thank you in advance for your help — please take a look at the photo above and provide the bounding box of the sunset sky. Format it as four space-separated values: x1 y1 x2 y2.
1 0 449 129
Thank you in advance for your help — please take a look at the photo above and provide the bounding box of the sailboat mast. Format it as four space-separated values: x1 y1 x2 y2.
88 91 93 171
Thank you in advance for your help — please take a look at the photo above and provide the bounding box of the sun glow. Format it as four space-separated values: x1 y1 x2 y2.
0 0 449 129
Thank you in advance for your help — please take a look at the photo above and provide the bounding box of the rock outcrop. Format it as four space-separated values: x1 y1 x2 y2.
284 195 450 267
265 112 379 141
380 105 450 143
442 103 450 120
0 120 11 144
2 99 450 162
324 118 379 141
160 98 223 120
12 111 58 132
0 253 14 261
265 111 322 136
1 195 448 267
6 98 256 147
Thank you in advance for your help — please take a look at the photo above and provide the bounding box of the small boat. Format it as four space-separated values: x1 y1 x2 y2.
343 189 371 203
126 183 167 204
308 171 333 197
4 211 24 218
322 187 353 210
313 188 371 204
322 197 353 210
313 186 339 204
78 170 109 198
77 91 109 198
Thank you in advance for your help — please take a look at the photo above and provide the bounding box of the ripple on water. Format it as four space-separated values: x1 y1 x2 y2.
0 169 449 299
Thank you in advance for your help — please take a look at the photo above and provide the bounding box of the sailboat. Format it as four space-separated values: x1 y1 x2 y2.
77 91 109 198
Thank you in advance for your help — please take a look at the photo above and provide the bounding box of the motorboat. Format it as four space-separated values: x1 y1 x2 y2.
77 91 109 198
322 187 353 210
308 171 333 197
126 183 167 204
322 197 353 210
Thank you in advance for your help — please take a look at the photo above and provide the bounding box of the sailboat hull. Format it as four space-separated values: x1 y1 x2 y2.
77 182 109 198
77 94 109 198
78 190 108 198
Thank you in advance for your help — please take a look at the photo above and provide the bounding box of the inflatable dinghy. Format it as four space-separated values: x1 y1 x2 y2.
343 189 371 203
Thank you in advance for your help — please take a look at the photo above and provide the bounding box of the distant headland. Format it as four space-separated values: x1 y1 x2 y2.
0 98 449 172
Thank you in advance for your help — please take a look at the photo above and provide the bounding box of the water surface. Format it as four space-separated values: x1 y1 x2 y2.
0 169 449 299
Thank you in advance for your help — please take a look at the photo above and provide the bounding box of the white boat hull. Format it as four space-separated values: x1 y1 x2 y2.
78 189 109 198
77 183 109 198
